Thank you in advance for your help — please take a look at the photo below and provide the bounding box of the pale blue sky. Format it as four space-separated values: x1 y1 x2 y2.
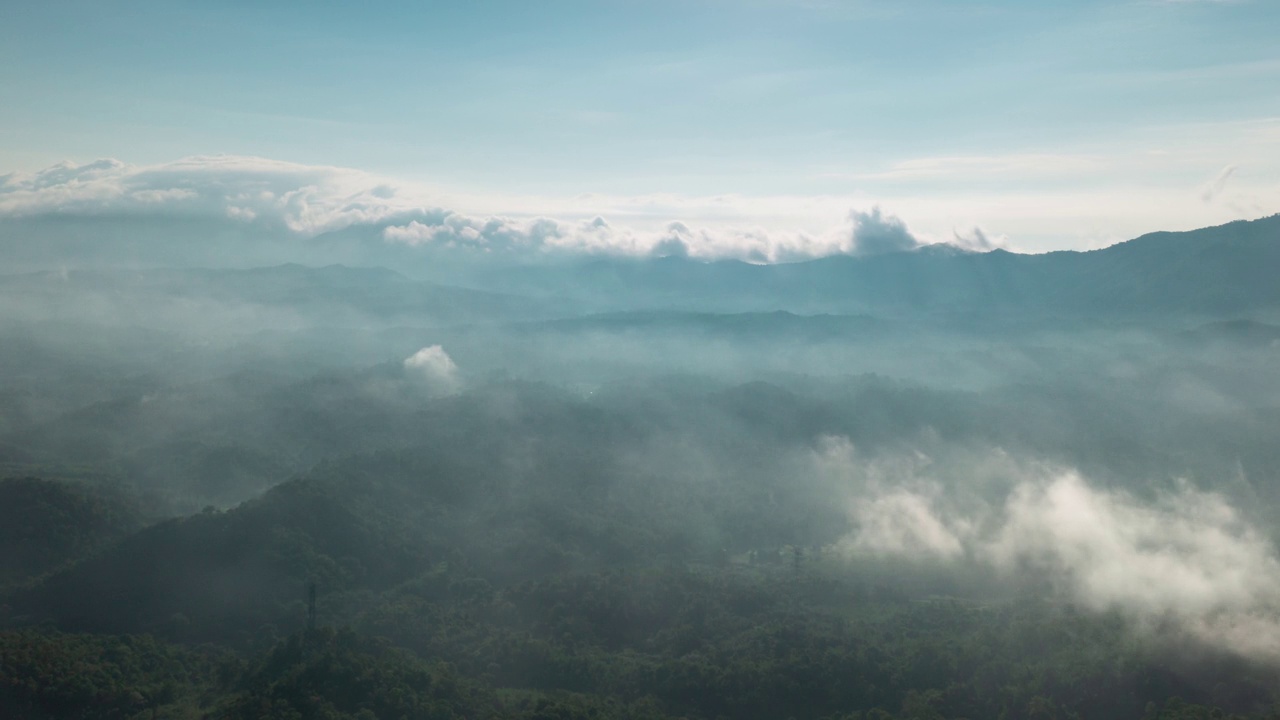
2 0 1278 251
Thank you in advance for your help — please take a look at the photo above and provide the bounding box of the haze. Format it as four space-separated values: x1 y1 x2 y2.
3 2 1280 719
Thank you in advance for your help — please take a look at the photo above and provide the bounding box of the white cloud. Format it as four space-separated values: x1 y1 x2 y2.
849 153 1107 182
382 214 631 255
818 439 1280 662
849 207 919 256
378 207 888 262
0 155 884 262
403 345 461 394
816 436 977 560
989 473 1280 660
225 205 257 221
847 488 967 559
0 155 433 235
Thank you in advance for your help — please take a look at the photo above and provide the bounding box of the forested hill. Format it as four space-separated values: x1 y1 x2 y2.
4 215 1280 719
6 374 1280 719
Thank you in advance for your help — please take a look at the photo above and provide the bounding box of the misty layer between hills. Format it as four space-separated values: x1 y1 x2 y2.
3 214 1280 719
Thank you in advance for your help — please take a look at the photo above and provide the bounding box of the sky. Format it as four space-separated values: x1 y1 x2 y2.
1 0 1279 255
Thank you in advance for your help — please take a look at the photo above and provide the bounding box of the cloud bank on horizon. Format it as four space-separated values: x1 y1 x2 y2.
3 1 1279 258
0 154 960 263
3 153 1276 265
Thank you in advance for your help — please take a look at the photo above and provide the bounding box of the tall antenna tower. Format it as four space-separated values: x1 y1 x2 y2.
307 582 317 631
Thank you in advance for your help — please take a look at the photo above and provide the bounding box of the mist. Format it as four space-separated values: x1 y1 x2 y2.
4 208 1280 719
6 0 1280 712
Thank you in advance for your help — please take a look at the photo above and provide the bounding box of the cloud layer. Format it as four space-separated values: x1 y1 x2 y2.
0 155 953 263
0 155 421 235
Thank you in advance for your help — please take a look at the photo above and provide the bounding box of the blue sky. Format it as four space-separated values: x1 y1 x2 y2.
2 0 1279 254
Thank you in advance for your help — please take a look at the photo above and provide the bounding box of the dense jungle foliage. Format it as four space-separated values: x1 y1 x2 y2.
5 221 1280 718
5 372 1280 719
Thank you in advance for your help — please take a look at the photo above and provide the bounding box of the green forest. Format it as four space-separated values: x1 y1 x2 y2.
5 365 1280 719
5 220 1280 719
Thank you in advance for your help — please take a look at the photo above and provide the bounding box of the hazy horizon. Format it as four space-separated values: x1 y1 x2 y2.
4 1 1280 256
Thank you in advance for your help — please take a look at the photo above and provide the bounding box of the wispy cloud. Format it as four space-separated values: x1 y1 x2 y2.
0 155 424 235
847 153 1107 182
1149 0 1248 5
1201 164 1238 202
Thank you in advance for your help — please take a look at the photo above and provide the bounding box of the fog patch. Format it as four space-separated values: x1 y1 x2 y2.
404 345 461 394
990 473 1280 660
847 489 968 559
815 436 970 559
821 438 1280 662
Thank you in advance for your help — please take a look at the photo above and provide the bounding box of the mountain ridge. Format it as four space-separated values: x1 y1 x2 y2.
483 214 1280 316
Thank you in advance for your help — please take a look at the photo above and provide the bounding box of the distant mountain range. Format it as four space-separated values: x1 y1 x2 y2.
2 213 1276 321
0 263 565 328
485 214 1280 317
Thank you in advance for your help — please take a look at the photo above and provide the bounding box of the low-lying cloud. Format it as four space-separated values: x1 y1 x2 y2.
849 488 967 558
404 345 462 394
818 437 1280 661
850 207 920 256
